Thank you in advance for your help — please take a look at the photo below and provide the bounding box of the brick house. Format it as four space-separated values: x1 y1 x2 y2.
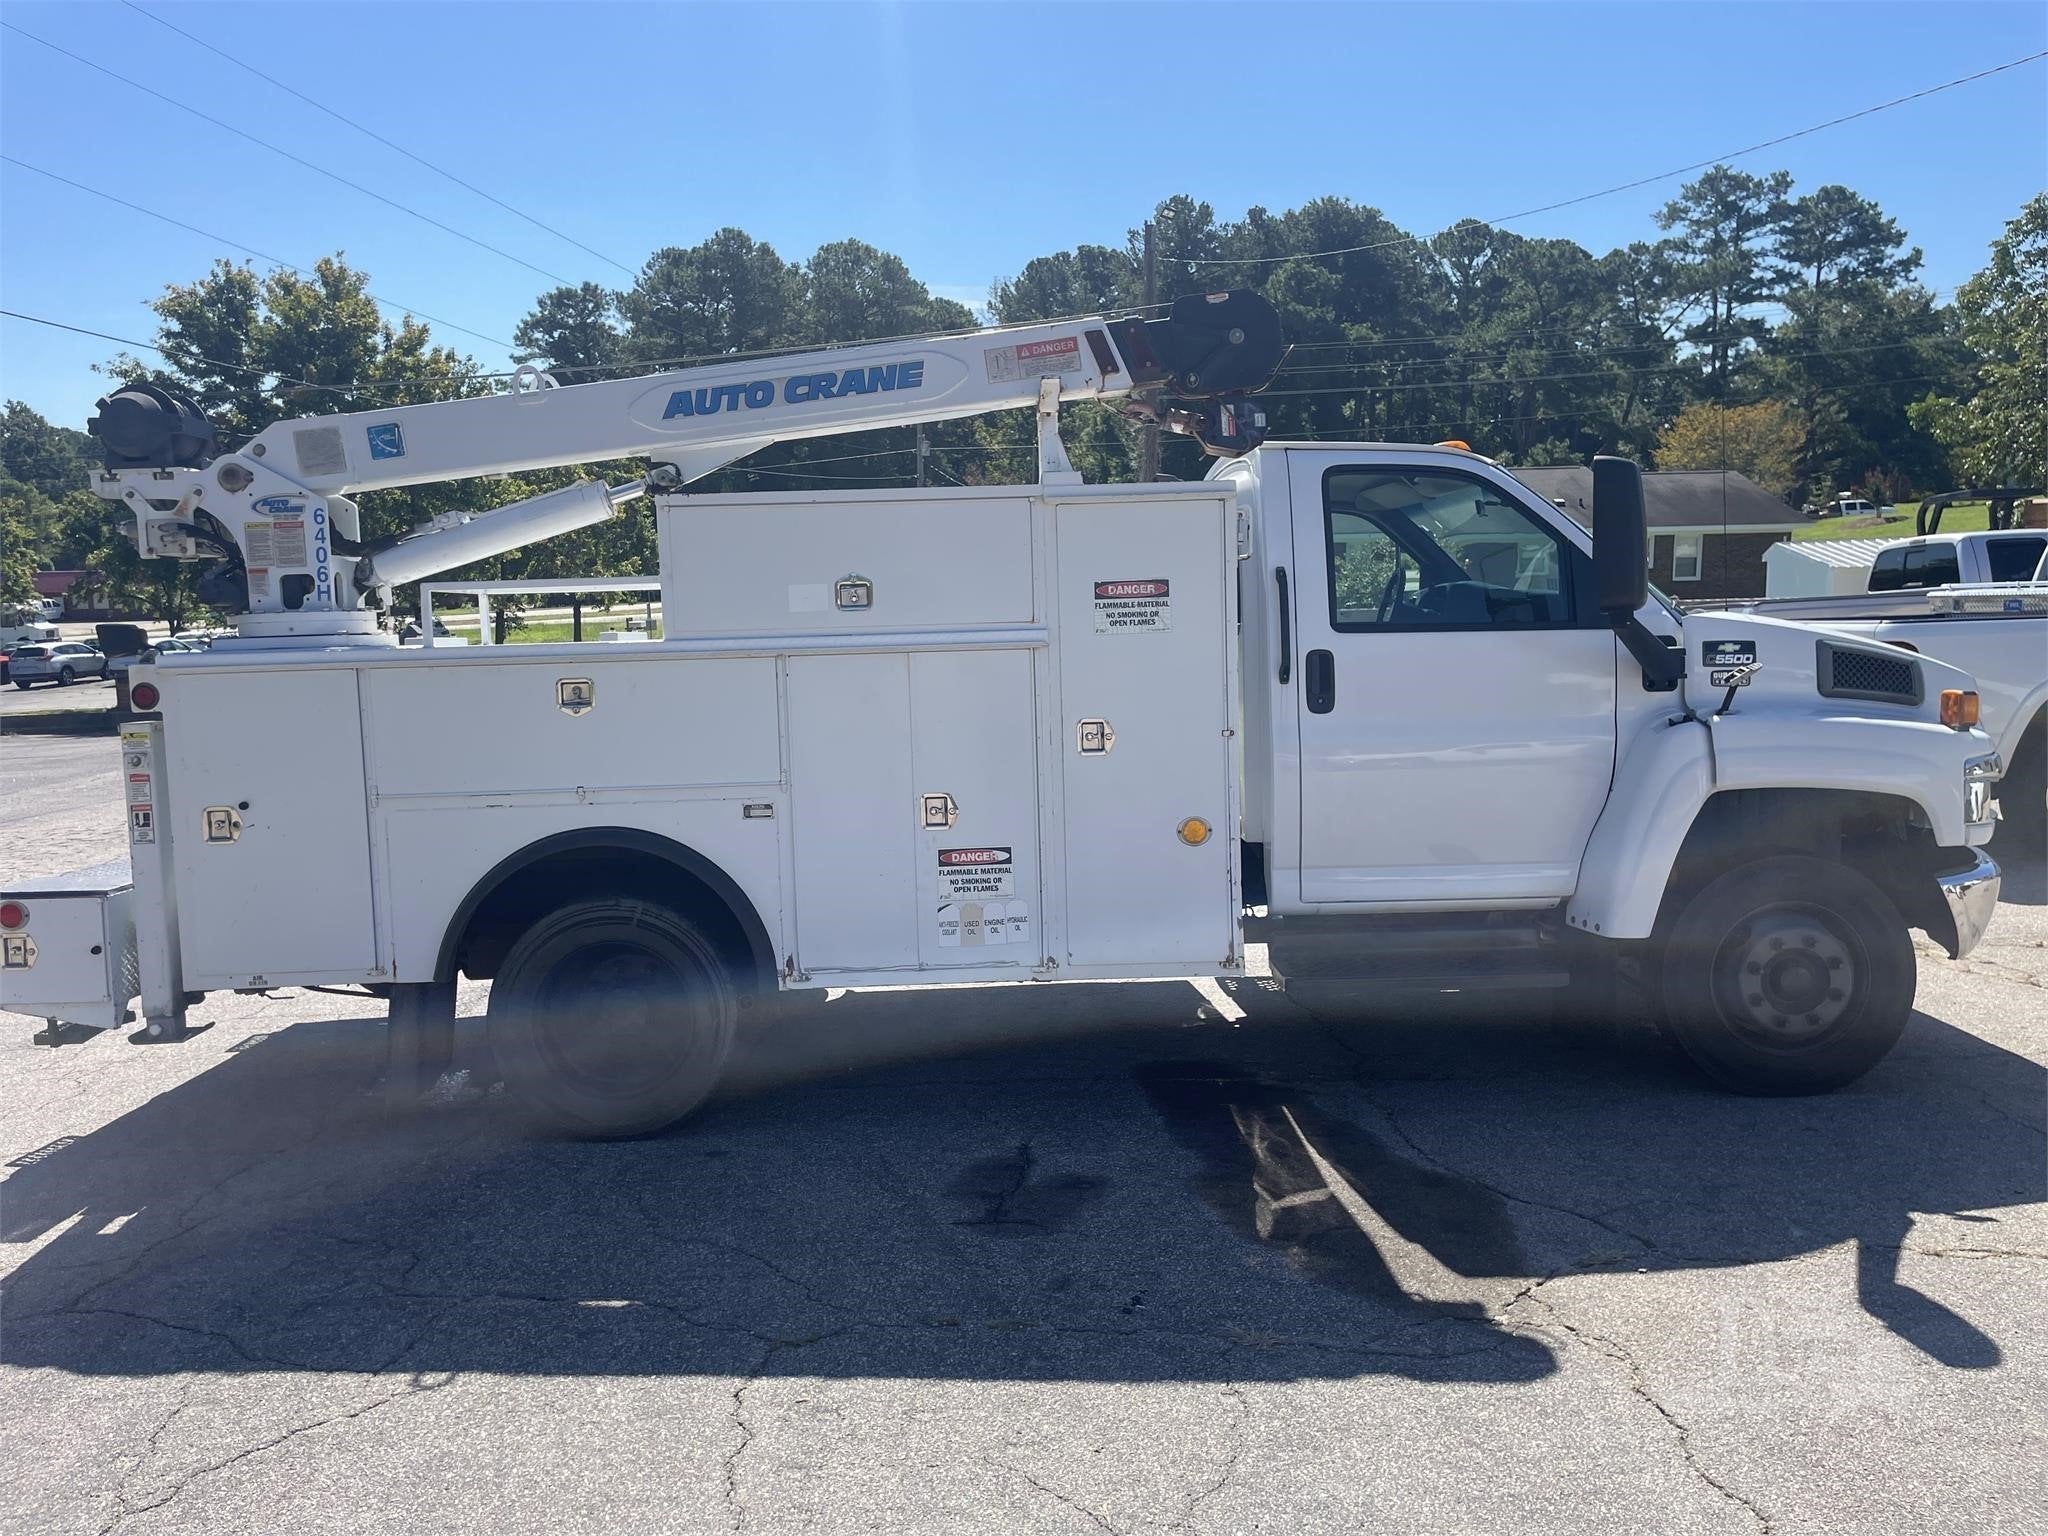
33 568 114 618
1510 467 1803 599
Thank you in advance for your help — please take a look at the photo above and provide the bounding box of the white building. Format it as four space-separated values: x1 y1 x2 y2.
1763 538 1901 597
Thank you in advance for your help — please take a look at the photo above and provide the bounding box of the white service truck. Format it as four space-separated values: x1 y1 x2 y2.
0 293 2006 1134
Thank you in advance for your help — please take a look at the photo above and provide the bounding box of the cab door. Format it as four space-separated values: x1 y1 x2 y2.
1284 452 1618 906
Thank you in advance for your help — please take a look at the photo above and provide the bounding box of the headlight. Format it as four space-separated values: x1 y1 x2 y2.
1965 754 2002 825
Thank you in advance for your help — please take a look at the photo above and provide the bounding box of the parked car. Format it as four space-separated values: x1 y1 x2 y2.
8 642 108 688
169 630 219 648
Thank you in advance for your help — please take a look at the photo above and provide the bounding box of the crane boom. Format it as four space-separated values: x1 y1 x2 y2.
84 291 1281 638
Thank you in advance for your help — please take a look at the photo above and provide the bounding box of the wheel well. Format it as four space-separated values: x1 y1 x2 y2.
440 830 775 987
1659 787 1949 934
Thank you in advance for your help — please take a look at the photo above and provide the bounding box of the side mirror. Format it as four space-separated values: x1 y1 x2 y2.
1591 456 1648 617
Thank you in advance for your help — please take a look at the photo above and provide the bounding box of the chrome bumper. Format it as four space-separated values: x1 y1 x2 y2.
1934 850 2001 960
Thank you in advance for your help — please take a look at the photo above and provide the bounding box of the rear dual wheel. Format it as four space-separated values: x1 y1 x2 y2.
486 898 739 1137
1659 855 1913 1095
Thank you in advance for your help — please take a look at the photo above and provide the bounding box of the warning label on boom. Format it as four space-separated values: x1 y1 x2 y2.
984 335 1083 383
1092 578 1171 632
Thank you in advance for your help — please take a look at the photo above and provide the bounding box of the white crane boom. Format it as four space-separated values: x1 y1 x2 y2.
84 292 1282 638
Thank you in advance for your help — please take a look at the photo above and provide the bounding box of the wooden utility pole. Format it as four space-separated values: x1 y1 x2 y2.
1139 219 1160 483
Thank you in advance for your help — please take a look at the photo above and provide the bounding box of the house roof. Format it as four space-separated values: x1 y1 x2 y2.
1510 467 1807 532
1762 538 1900 569
32 569 92 597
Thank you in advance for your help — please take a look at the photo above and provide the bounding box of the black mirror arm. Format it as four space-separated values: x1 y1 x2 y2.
1609 610 1685 687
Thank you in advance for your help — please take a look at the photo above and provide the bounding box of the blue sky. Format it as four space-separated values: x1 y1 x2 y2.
3 1 2043 430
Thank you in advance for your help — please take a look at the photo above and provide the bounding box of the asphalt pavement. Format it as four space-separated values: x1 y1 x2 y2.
1 729 2042 1535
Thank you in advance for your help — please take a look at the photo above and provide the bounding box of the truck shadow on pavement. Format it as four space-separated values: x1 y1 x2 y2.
2 969 2040 1386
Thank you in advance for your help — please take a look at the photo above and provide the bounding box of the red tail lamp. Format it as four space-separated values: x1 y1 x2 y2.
130 681 161 711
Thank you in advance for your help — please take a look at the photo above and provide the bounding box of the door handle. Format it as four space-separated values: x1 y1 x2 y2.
1305 649 1335 714
1274 567 1292 684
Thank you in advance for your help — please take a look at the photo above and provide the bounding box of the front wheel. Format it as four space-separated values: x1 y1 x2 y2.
1659 854 1913 1095
57 665 75 685
487 898 739 1137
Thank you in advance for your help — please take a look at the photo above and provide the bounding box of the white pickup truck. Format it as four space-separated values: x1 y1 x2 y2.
0 299 2007 1136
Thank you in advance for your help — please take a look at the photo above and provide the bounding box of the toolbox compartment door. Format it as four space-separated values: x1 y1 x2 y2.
1054 497 1238 970
786 647 1042 977
165 667 377 984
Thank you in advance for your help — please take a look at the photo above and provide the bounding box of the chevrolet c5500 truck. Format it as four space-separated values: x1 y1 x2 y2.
0 294 2004 1133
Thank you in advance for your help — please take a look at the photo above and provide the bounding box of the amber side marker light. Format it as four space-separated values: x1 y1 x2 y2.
1177 817 1212 846
1939 689 1980 729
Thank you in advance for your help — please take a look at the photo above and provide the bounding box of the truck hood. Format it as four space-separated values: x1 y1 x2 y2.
1678 609 1974 724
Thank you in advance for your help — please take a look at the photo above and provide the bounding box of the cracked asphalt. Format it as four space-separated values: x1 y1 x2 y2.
2 732 2044 1535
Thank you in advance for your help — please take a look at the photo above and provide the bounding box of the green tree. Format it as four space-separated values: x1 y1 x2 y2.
1910 192 2048 487
618 229 801 361
1657 166 1794 398
3 402 96 501
1655 400 1805 498
513 282 622 374
0 480 49 604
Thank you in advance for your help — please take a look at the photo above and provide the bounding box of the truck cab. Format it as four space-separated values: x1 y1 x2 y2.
1217 443 1999 1034
1867 530 2048 593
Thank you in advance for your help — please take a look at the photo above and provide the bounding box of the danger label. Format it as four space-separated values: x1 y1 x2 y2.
1092 578 1171 632
984 334 1083 383
938 846 1014 901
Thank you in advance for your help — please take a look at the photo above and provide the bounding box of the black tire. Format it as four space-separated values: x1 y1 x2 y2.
13 679 32 690
1659 854 1913 1094
1994 715 2046 861
57 665 75 685
486 898 738 1137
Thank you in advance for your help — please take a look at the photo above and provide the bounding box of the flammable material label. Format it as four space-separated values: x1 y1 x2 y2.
1093 578 1171 632
938 846 1013 902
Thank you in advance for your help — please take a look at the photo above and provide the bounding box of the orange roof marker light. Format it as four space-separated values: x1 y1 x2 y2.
1436 439 1472 451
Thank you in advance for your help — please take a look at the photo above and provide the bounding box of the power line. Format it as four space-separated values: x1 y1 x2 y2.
0 155 517 351
1 306 374 399
1274 287 1962 358
1 20 578 287
118 0 635 278
1261 337 1961 398
1182 51 2048 267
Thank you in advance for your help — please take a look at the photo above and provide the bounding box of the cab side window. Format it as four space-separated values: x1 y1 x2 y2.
1324 468 1582 631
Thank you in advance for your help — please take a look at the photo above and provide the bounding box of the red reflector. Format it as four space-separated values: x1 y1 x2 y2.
0 902 26 931
130 682 161 710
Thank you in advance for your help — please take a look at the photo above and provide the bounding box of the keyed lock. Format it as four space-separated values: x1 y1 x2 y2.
1076 719 1116 755
921 792 958 829
835 575 874 610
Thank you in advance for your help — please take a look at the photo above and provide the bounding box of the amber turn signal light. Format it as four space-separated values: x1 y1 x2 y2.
1939 689 1979 729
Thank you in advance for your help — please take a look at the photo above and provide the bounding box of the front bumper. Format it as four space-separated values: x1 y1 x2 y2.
1933 850 2001 960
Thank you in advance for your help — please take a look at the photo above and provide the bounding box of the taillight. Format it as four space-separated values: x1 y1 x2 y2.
1939 689 1980 729
0 902 27 930
130 681 161 711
